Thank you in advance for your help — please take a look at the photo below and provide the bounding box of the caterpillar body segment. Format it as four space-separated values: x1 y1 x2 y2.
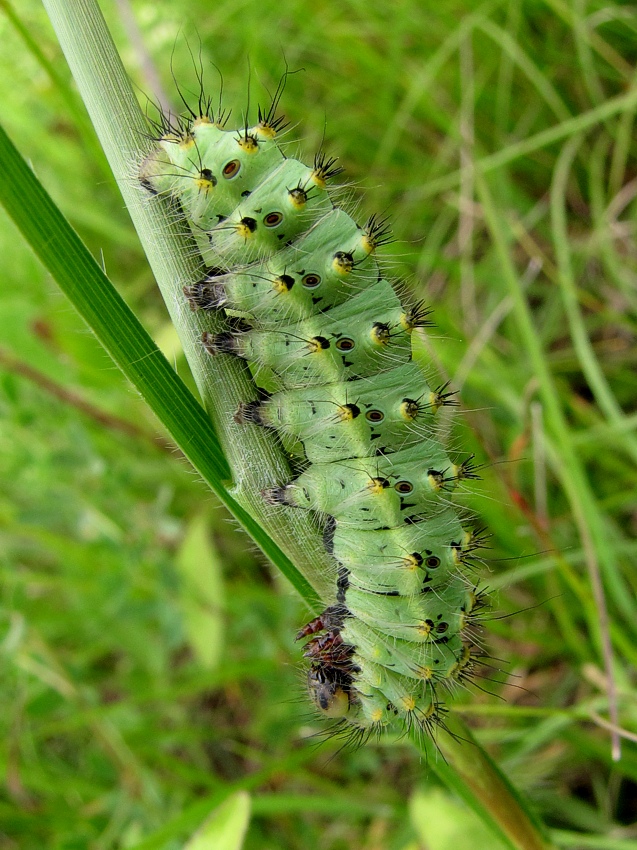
142 90 488 741
264 441 457 526
237 362 435 464
331 513 466 594
141 123 286 233
341 618 464 682
204 159 334 267
202 280 414 387
185 208 379 327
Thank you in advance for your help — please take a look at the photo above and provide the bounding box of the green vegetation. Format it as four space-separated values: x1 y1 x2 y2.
0 0 636 847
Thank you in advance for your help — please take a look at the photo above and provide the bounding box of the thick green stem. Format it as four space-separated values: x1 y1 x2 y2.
41 0 334 601
416 717 555 850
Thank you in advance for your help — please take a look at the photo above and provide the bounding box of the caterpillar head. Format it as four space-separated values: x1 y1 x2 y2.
307 663 351 719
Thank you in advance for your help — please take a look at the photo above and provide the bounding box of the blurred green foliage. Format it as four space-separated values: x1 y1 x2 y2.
0 0 636 847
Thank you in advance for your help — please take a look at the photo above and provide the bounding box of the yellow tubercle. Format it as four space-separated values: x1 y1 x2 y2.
360 234 376 255
288 187 308 208
416 620 433 637
307 336 330 354
237 134 259 153
194 177 215 193
255 123 277 140
310 171 327 189
463 528 476 548
336 405 356 422
448 644 472 679
332 253 353 276
422 702 436 719
400 399 419 421
429 390 444 413
427 470 445 491
401 695 416 712
459 591 478 630
370 323 390 346
367 477 389 496
272 275 293 294
402 553 422 571
235 221 255 239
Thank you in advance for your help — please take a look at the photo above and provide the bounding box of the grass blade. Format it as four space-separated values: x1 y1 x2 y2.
0 120 321 610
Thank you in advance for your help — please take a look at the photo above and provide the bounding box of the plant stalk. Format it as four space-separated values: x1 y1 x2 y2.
41 0 335 601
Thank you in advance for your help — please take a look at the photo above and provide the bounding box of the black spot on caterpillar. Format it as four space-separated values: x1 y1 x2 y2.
140 72 491 744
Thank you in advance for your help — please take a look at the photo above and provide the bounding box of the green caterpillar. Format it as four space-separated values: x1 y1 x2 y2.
140 84 488 741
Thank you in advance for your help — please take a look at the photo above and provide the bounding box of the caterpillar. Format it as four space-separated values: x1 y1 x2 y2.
139 77 490 743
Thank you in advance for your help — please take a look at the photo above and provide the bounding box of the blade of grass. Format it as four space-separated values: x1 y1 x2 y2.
0 0 110 180
475 168 622 761
0 120 320 611
494 0 521 141
540 0 633 79
551 830 637 850
126 747 317 850
372 3 492 171
413 716 556 850
589 133 637 311
417 86 637 199
477 18 571 123
551 133 637 464
608 68 637 196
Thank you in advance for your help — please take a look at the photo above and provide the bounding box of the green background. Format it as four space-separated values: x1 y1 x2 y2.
0 0 636 847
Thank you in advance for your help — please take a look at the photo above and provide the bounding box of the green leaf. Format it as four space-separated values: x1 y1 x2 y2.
410 788 508 850
183 792 251 850
412 717 555 850
176 512 225 670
